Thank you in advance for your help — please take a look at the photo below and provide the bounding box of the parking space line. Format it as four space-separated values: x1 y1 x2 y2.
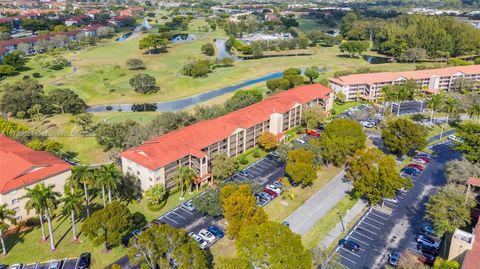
339 248 361 257
370 212 389 221
366 216 384 225
360 221 381 230
164 215 178 224
356 226 377 235
336 252 359 262
348 236 370 246
383 201 397 207
353 231 373 240
329 259 348 269
177 207 194 215
171 211 186 219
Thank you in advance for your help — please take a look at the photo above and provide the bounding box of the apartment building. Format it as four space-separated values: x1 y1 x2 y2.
0 136 71 221
328 65 480 101
121 84 334 192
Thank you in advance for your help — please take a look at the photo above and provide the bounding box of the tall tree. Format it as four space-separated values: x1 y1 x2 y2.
62 188 83 241
23 186 47 241
68 165 92 217
381 118 428 155
24 183 60 250
286 148 317 186
347 148 412 204
443 96 458 128
192 187 223 217
0 79 45 116
211 154 237 182
257 132 278 151
138 34 168 53
127 224 207 269
98 164 121 205
304 66 319 84
302 106 327 129
236 221 311 269
426 94 444 122
221 184 267 238
81 202 134 250
425 184 476 236
46 89 87 114
455 123 480 163
468 103 480 124
175 166 197 199
0 204 15 255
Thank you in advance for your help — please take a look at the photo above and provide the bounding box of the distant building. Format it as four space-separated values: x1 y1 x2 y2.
328 66 480 101
121 84 334 192
264 12 279 22
64 15 87 26
0 136 71 221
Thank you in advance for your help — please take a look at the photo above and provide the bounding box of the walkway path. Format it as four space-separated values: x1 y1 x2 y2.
284 170 351 235
319 200 367 249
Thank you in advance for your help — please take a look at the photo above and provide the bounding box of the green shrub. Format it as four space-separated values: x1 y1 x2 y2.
239 155 248 165
252 149 261 158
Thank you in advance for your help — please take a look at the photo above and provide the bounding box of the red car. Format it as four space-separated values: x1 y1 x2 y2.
406 163 424 171
416 156 431 163
263 189 278 198
305 129 320 137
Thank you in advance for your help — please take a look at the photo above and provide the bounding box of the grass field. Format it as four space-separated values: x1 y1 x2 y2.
0 18 421 107
264 166 342 222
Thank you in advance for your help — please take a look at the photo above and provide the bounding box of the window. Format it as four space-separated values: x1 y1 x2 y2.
11 198 19 205
15 216 22 221
137 171 140 175
8 190 17 195
202 157 207 164
12 207 20 213
149 177 153 182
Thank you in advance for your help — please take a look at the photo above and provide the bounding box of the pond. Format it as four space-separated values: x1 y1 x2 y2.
170 34 196 43
115 32 133 42
363 55 391 64
86 72 284 113
215 39 240 61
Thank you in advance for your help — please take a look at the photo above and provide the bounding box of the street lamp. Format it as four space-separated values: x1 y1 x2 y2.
337 211 346 232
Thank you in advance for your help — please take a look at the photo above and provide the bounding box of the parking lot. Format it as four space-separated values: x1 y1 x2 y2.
390 100 425 115
228 154 285 186
21 258 78 269
326 138 460 269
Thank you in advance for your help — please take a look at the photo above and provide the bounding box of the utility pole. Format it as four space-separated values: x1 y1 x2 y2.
338 211 346 232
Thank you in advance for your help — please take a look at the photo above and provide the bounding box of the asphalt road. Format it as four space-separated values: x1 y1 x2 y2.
391 100 425 115
285 170 349 235
328 140 460 269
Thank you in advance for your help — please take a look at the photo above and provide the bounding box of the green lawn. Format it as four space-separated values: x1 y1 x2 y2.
332 101 367 115
263 166 342 222
235 147 267 170
301 196 358 250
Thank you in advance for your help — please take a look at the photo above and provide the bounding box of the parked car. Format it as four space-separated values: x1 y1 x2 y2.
258 192 272 201
266 184 282 195
339 239 360 252
181 200 195 212
188 232 208 249
402 168 421 176
383 197 398 204
406 164 425 171
270 151 279 158
448 135 464 143
417 243 439 256
416 235 440 249
396 187 408 194
273 180 283 189
77 253 91 269
263 188 278 198
199 229 216 244
0 265 8 269
9 265 22 269
239 170 250 178
256 196 270 206
415 154 432 161
412 158 427 165
362 121 375 128
207 226 225 239
388 252 400 266
305 129 320 137
282 221 290 226
295 138 306 144
49 260 63 269
416 156 431 163
422 225 437 238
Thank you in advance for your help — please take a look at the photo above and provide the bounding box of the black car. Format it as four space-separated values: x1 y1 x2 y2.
339 239 360 252
417 243 438 256
77 252 91 269
0 265 8 269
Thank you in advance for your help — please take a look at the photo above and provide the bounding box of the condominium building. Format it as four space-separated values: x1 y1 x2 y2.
0 136 71 221
121 84 334 192
328 65 480 101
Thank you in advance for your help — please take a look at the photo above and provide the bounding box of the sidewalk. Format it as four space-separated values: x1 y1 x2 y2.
285 170 351 235
319 200 367 249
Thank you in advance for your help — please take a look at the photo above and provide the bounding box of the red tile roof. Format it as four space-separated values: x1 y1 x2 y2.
0 135 71 194
122 84 332 170
462 219 480 269
329 65 480 86
0 30 82 48
467 177 480 187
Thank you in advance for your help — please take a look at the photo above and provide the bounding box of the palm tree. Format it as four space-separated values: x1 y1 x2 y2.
0 204 15 255
175 166 197 199
425 94 444 123
381 85 397 113
24 187 47 241
396 81 416 116
443 96 458 128
98 164 120 205
468 103 480 124
62 188 83 241
68 166 93 217
24 183 60 250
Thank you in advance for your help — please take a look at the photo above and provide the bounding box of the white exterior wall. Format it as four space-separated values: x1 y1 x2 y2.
269 113 283 135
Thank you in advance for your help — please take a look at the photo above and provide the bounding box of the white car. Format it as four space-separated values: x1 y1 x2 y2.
188 232 208 249
181 200 195 212
266 184 282 195
199 229 216 244
383 197 398 204
296 138 306 144
448 135 464 143
412 158 427 165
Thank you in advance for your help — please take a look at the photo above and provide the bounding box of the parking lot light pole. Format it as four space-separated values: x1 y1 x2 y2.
338 212 346 232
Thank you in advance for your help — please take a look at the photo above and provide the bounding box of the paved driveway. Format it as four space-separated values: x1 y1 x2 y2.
327 140 460 269
285 170 349 236
391 100 425 115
